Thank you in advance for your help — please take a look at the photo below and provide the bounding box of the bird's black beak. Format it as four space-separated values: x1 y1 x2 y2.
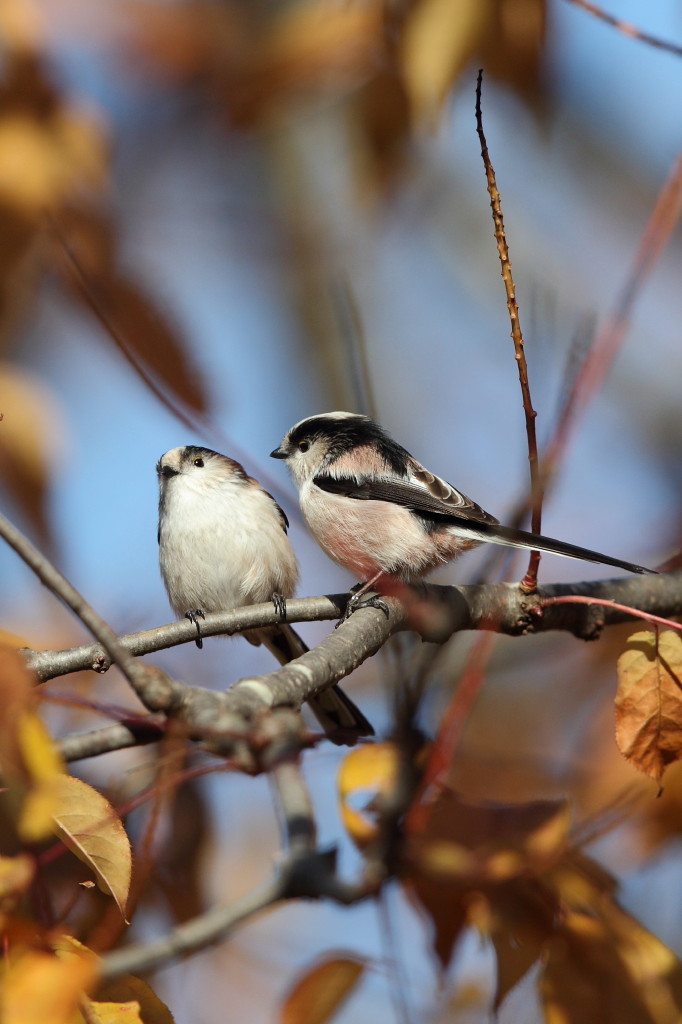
159 464 180 478
269 447 287 460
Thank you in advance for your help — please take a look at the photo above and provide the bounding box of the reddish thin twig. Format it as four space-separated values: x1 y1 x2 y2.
405 630 496 835
562 0 682 59
543 149 682 478
475 70 542 592
541 594 682 634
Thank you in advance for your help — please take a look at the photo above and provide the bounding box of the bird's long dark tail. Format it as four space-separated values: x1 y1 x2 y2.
249 624 374 745
462 521 655 575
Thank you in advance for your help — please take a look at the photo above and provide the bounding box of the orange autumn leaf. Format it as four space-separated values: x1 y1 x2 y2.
615 630 682 783
94 974 176 1024
279 955 366 1024
2 950 97 1024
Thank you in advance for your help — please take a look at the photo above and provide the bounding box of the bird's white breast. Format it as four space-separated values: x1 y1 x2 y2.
159 476 298 615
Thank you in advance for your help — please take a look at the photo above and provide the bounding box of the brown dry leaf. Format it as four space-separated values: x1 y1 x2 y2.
153 777 209 924
56 205 206 416
539 911 665 1024
337 741 399 847
480 0 547 96
350 69 411 196
487 880 557 1009
401 0 492 124
2 949 98 1024
16 709 64 841
95 974 177 1024
615 630 682 783
259 0 382 100
0 854 34 912
52 775 132 918
404 791 568 970
0 642 35 773
279 955 366 1024
600 901 682 1021
0 44 108 344
0 362 65 546
120 0 247 83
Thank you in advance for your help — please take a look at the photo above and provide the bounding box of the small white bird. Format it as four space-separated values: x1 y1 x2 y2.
270 412 654 611
156 445 373 744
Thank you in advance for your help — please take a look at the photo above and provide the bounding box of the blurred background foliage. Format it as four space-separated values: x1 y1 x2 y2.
0 0 681 1020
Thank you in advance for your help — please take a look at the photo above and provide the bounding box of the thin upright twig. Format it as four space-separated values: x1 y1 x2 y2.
475 70 542 592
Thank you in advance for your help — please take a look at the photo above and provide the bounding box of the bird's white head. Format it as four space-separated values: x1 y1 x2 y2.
157 446 248 499
269 412 372 486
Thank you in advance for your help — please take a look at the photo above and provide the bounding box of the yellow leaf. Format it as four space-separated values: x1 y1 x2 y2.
337 742 398 846
401 0 492 123
616 630 682 782
52 776 132 918
2 950 97 1024
95 974 177 1024
279 955 365 1024
18 710 63 784
87 1002 143 1024
16 710 64 841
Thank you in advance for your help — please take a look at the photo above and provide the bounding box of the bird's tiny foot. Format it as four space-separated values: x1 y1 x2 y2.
185 608 205 649
335 591 390 628
271 592 287 622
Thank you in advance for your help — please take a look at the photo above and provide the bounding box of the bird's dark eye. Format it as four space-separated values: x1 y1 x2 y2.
193 458 204 468
298 441 310 453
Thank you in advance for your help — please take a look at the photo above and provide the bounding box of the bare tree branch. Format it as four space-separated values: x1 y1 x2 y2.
100 873 286 979
25 595 353 682
44 573 681 767
29 573 682 686
58 720 166 762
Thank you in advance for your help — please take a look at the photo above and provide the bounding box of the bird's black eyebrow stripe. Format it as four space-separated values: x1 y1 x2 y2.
290 416 410 476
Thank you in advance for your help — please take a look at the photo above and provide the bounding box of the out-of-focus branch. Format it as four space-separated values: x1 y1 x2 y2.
543 149 682 477
0 511 177 712
475 70 542 592
58 720 166 762
101 712 374 980
562 0 682 59
100 873 286 979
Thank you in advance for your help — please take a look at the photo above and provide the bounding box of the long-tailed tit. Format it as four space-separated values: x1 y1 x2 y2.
270 412 655 609
156 445 373 744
